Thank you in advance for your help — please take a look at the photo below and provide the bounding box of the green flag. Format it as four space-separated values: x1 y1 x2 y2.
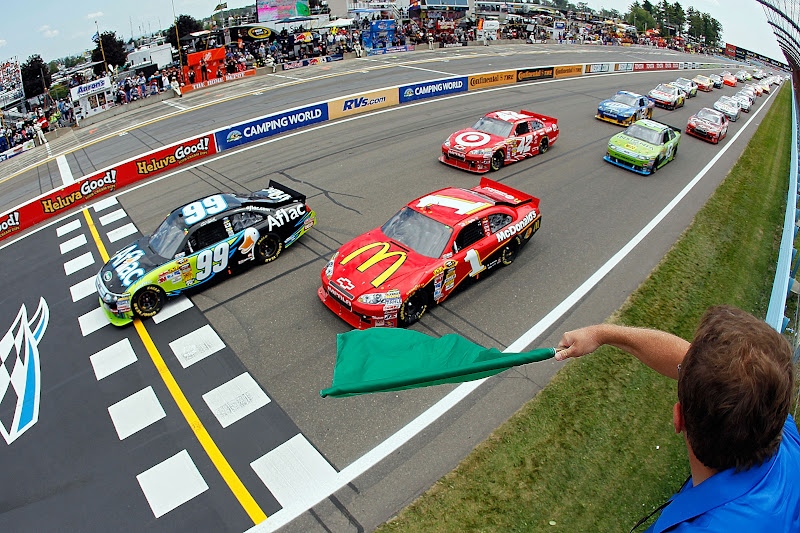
320 329 555 398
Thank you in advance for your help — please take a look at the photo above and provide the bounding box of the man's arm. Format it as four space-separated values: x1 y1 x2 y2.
555 324 690 380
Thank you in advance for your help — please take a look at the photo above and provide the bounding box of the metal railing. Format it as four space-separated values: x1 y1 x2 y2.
766 78 799 347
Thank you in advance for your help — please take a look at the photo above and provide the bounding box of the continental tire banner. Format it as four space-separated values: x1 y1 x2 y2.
516 67 554 82
214 104 328 150
554 65 583 78
0 134 218 242
468 71 516 90
329 89 399 119
399 77 467 103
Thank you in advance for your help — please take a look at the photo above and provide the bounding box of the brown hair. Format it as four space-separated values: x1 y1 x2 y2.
678 305 794 471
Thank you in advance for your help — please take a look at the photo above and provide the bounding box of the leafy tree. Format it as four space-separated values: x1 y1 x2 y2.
165 15 203 51
642 0 654 13
626 5 657 32
685 8 721 45
21 54 51 99
670 2 686 35
91 31 126 75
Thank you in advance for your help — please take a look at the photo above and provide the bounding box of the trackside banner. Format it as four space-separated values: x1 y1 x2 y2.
213 103 329 150
0 135 217 241
399 77 468 103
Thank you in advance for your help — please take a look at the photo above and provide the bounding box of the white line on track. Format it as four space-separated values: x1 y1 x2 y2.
249 83 780 531
56 155 75 186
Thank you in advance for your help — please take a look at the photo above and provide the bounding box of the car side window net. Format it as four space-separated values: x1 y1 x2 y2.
488 213 513 233
454 220 487 253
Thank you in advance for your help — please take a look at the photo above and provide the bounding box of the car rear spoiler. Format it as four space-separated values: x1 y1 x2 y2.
473 177 538 209
251 180 306 205
520 110 557 124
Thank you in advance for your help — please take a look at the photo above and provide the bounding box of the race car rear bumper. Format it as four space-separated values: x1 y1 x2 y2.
595 113 633 126
439 154 492 173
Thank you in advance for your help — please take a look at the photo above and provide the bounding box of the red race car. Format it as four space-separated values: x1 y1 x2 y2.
686 107 729 144
440 110 558 172
318 178 542 329
720 72 738 87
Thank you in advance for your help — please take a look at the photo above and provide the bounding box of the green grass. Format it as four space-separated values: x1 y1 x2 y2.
377 84 794 532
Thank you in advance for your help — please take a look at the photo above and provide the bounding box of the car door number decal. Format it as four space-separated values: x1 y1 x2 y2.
665 143 674 159
465 248 486 277
182 195 228 225
196 241 229 281
514 136 532 157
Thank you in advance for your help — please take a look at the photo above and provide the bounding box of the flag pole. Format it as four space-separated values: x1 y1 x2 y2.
171 0 184 79
95 21 108 76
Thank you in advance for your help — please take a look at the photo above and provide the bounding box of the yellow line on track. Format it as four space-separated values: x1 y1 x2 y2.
82 208 267 525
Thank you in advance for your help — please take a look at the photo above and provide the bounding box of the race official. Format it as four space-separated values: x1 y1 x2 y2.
556 306 800 532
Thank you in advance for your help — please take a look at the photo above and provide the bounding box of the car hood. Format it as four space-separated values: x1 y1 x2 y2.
649 89 676 101
690 116 723 130
329 228 436 299
609 133 660 155
598 100 635 115
447 128 506 153
714 102 736 113
99 237 164 294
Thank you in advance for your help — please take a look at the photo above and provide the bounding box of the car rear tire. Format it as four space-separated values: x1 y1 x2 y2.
256 234 283 263
132 286 165 318
399 289 430 327
490 151 504 172
539 138 549 154
501 236 522 265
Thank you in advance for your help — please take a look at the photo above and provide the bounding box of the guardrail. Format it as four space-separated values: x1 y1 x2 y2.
766 78 800 345
0 58 738 243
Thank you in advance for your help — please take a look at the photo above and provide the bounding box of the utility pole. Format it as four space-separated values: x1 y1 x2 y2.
96 21 109 76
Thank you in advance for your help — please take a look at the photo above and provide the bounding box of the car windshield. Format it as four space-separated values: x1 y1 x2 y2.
696 109 722 124
655 84 675 94
148 210 187 258
719 96 736 105
676 78 691 85
381 207 453 259
471 116 514 138
623 123 662 145
610 93 639 107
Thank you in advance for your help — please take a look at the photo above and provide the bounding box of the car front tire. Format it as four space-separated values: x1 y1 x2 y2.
490 150 505 171
132 286 165 318
399 289 430 326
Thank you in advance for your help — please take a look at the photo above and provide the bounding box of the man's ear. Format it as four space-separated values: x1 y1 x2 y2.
673 402 684 434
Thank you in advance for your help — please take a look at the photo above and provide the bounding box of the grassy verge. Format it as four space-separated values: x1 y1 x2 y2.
378 84 794 532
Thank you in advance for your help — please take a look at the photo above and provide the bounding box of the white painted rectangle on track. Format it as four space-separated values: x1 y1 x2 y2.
137 450 209 518
56 219 81 237
108 386 166 440
250 434 337 509
56 155 75 186
152 296 194 324
78 307 110 336
99 209 127 226
64 251 95 275
91 338 138 380
92 197 119 212
168 324 225 368
70 276 97 302
162 100 188 111
202 372 271 428
59 234 87 254
107 223 137 243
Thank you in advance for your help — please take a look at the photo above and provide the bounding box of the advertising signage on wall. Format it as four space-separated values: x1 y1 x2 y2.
724 43 790 71
399 77 468 103
214 104 328 150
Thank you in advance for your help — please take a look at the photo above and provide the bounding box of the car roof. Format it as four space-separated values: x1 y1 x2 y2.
407 187 500 227
483 110 537 124
616 90 644 98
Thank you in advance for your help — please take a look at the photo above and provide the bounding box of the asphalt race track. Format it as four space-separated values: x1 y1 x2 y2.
0 44 780 532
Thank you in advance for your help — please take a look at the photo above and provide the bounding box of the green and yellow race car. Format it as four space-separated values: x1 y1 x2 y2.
95 181 315 325
604 119 681 175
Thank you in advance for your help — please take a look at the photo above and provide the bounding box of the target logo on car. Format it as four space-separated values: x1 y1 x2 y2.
454 132 491 146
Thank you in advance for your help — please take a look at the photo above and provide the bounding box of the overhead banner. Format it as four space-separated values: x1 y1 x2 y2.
257 0 310 22
214 104 328 150
399 77 467 103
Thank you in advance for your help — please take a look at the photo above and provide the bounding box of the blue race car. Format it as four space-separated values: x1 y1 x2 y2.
596 91 655 126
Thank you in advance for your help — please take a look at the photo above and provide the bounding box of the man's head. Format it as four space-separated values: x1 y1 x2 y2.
678 305 794 471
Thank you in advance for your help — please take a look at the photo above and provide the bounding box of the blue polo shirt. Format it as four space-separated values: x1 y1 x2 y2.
646 415 800 532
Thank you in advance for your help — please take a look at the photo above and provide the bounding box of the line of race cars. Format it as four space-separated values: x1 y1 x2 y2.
94 67 782 330
600 71 783 175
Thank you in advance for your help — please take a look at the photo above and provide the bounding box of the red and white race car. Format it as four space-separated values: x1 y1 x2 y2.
439 110 558 172
318 178 542 329
686 107 729 144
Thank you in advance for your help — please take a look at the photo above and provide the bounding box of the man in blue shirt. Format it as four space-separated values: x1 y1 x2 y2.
556 306 799 531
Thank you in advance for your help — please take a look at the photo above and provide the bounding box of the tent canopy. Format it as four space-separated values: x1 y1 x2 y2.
323 18 355 27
